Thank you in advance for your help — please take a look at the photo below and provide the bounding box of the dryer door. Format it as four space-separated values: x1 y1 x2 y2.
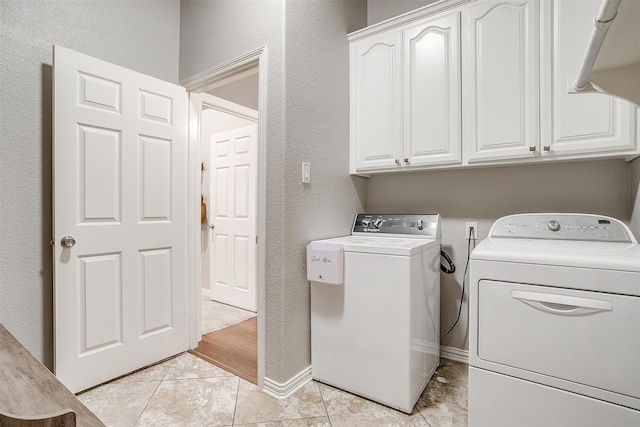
477 280 640 400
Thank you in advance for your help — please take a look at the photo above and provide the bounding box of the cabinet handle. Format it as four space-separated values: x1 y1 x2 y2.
544 146 551 151
404 158 409 163
395 159 400 165
529 146 536 152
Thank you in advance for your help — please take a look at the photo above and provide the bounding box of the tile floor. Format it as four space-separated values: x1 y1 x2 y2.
78 297 468 426
78 355 468 426
200 296 257 335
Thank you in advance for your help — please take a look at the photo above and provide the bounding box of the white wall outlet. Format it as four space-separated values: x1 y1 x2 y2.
465 222 478 240
302 162 311 183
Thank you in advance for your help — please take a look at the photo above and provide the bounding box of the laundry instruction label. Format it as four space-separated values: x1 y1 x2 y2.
306 242 344 285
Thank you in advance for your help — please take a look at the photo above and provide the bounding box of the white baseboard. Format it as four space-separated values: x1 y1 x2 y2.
201 288 210 298
441 345 469 364
261 347 466 399
262 366 313 400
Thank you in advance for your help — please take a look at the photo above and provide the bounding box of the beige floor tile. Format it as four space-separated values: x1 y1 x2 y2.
233 380 327 425
329 411 430 427
318 382 429 427
233 417 331 427
135 376 239 427
77 380 160 427
164 352 236 380
317 382 394 416
112 357 176 384
417 359 469 427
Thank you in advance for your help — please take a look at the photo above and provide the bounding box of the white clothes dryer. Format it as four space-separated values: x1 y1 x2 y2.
469 213 640 427
310 213 441 413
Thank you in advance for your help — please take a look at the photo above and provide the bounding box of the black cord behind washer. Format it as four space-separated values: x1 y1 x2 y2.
440 250 456 274
441 227 475 339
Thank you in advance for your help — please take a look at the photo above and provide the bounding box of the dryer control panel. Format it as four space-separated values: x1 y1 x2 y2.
351 213 441 238
490 213 636 243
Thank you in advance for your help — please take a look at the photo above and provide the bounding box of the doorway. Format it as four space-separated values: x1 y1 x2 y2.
182 49 266 387
195 91 258 383
201 93 258 312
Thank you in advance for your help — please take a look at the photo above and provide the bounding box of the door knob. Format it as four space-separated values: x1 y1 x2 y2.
61 236 76 248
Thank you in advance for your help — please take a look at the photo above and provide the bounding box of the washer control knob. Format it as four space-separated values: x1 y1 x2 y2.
547 220 561 232
373 218 384 229
417 219 425 230
361 218 371 228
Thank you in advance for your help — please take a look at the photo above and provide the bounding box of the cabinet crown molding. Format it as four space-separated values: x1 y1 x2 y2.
348 0 474 42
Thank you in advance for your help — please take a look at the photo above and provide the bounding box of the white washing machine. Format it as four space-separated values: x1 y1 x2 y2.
469 213 640 427
310 213 441 413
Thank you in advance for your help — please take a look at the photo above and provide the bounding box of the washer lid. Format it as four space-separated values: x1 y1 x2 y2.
472 238 640 272
315 235 440 256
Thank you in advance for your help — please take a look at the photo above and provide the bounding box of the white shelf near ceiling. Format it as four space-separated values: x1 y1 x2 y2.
571 0 640 108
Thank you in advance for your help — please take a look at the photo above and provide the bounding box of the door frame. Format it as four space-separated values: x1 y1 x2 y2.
181 47 267 389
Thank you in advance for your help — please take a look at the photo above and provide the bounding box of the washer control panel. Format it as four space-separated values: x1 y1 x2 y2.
352 213 441 238
490 213 636 243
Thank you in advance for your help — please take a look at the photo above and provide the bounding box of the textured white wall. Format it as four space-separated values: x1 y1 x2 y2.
180 0 367 383
368 159 632 351
0 0 180 366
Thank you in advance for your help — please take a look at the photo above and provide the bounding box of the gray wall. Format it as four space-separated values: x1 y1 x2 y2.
368 159 632 350
367 0 438 25
283 0 368 382
180 0 368 383
0 0 180 367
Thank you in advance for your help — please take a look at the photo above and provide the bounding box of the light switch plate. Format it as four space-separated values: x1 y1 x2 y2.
302 162 311 183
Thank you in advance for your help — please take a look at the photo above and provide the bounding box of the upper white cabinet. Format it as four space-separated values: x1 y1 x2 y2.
349 0 639 175
540 0 636 157
350 0 467 174
350 31 403 172
462 0 540 163
404 13 462 167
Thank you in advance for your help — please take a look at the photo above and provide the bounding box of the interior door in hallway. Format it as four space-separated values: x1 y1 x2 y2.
53 45 189 392
209 124 258 312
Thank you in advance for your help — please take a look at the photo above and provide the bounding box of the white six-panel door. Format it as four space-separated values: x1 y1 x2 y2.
53 45 188 392
209 125 257 312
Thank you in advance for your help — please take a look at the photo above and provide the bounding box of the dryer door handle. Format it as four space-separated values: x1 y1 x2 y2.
511 291 613 316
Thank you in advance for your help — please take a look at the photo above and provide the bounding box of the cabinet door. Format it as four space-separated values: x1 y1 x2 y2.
351 31 403 172
404 13 462 167
462 0 540 163
540 0 636 157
